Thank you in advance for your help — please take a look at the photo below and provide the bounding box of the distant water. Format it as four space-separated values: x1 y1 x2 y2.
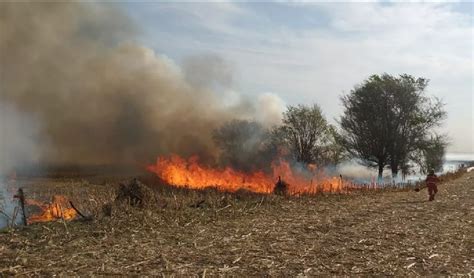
338 152 474 185
441 152 473 175
400 152 473 184
445 152 474 162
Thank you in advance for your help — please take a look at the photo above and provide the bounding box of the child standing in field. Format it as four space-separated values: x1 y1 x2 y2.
426 169 440 201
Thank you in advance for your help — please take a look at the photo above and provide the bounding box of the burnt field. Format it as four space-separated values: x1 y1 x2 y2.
1 171 473 276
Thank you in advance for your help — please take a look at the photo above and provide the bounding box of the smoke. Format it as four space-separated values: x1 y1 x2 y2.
0 102 43 175
182 54 234 90
0 2 270 169
336 162 379 180
256 93 285 127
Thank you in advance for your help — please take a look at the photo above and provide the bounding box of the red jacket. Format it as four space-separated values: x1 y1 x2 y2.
426 174 439 186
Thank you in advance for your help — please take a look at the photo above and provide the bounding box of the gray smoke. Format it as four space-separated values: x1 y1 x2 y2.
0 2 272 170
182 54 234 90
0 102 42 175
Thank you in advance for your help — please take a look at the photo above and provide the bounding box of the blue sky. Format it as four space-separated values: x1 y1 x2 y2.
120 1 473 153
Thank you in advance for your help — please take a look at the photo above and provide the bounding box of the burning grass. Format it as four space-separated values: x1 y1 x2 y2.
147 155 347 195
0 171 473 276
25 195 79 224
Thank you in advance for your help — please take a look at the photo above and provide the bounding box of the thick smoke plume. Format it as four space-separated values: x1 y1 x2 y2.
0 2 275 171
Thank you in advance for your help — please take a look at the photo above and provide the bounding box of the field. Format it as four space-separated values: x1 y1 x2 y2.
1 171 473 276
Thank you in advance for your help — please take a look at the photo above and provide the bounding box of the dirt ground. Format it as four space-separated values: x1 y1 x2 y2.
1 171 473 276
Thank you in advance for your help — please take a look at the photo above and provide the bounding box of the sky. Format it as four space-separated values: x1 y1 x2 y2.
121 1 473 154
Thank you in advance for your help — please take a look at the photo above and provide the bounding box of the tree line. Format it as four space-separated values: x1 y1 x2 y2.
213 73 447 181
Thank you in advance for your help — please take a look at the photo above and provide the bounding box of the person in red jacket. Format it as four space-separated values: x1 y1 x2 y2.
425 169 440 201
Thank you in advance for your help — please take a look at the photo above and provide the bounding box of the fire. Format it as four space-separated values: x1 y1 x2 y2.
26 195 77 224
147 155 348 195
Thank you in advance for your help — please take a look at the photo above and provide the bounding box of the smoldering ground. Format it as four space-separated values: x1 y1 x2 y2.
0 2 284 174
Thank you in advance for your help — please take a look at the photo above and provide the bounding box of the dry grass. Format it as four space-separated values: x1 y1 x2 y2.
0 171 473 276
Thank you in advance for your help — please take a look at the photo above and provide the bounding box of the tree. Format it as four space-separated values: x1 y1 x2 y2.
339 76 392 180
277 104 330 165
339 74 446 181
411 135 448 174
212 119 275 172
319 125 347 165
381 75 446 178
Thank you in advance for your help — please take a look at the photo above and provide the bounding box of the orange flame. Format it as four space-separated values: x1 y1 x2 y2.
26 195 77 224
147 155 348 195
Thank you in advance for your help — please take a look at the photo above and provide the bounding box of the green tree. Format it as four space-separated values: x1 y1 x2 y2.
339 76 392 180
339 74 446 181
382 75 446 178
411 135 448 174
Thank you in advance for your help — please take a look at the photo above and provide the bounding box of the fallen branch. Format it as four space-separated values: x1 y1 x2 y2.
216 204 231 213
69 201 93 221
13 188 27 226
0 265 22 273
124 260 150 269
0 209 11 221
11 207 18 228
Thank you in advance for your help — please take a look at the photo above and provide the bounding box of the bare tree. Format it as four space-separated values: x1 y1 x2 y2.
278 104 330 165
321 125 347 165
212 120 276 172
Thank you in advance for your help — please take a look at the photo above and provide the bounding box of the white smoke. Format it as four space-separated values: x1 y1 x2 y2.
256 93 286 127
0 101 42 176
337 162 383 180
0 102 40 228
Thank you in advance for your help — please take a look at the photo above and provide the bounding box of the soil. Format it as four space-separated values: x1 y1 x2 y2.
1 172 472 276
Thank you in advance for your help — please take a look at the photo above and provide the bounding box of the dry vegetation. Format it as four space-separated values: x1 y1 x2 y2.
1 171 473 276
